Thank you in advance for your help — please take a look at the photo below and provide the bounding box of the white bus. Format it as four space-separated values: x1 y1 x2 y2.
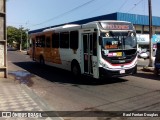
29 20 137 79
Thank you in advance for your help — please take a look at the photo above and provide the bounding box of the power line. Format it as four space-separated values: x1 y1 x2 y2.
118 0 128 11
31 0 96 27
127 0 143 13
80 0 114 18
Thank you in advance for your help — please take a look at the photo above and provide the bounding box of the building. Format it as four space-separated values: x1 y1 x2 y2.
29 12 160 34
70 12 160 35
0 0 7 78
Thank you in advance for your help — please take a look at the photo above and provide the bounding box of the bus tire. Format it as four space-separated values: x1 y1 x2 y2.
71 62 81 77
40 56 45 65
132 65 137 74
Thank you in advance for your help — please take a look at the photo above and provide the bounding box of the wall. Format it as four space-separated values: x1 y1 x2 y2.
0 0 7 78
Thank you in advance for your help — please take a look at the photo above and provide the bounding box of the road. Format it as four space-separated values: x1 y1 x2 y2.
8 50 160 120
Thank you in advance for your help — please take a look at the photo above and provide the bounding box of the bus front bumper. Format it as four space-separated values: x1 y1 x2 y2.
99 65 137 78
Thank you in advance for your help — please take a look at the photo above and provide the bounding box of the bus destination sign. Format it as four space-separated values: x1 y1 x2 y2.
100 22 133 30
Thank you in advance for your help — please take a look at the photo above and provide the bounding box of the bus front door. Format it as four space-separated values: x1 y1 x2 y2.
83 33 98 78
83 34 92 75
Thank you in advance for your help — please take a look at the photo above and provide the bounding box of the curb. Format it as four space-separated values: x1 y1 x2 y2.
141 67 154 72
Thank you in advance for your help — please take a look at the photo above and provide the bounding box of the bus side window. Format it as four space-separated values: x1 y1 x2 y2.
36 36 45 47
52 33 60 48
46 37 51 48
36 36 39 47
70 31 78 49
93 33 97 56
41 35 45 47
60 32 69 48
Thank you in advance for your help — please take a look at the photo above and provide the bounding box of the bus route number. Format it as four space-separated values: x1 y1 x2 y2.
116 52 122 57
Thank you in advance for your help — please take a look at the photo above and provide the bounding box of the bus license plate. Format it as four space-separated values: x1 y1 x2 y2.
120 70 125 74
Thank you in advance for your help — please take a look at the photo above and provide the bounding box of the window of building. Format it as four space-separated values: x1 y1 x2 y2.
155 31 160 34
52 33 59 48
60 32 69 48
136 30 141 34
143 26 149 34
155 27 160 34
70 31 78 49
143 31 149 34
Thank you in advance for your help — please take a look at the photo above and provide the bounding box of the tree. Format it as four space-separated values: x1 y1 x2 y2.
7 26 28 49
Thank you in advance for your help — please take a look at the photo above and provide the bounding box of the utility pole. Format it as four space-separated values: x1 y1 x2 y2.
25 22 29 50
26 29 29 50
148 0 153 67
19 25 23 51
26 30 28 50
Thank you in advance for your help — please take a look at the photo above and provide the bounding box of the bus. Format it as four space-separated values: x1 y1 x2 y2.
29 20 137 79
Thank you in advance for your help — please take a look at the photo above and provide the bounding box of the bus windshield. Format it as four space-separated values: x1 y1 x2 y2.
101 31 137 50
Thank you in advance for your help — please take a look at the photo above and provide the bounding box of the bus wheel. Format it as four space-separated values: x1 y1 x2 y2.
40 56 45 65
71 63 81 77
133 65 137 74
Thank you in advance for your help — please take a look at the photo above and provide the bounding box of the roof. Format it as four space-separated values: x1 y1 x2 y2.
29 12 160 34
117 12 160 26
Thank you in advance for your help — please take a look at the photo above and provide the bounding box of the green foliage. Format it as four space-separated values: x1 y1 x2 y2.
7 26 28 49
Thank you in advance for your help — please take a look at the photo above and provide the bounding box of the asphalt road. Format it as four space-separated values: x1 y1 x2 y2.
7 50 160 120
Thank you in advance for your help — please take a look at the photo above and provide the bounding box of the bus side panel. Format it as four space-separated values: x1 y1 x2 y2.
35 47 44 62
59 49 79 71
43 47 51 62
51 48 62 64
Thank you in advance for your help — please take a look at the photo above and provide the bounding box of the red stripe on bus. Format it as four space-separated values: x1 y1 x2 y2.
104 58 136 66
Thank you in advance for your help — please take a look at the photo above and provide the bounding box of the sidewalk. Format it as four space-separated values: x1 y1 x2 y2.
0 77 63 120
137 65 154 72
137 58 155 72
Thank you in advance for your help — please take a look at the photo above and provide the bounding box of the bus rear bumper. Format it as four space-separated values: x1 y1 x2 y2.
99 65 137 78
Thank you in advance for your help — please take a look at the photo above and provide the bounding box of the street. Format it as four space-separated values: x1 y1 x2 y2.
7 50 160 120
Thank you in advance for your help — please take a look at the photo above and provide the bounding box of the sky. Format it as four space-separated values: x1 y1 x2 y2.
6 0 160 31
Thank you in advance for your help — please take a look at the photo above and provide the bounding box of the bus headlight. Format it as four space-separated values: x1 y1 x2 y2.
100 61 108 68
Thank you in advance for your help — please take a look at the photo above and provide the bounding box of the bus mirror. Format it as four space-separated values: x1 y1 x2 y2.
99 36 102 45
102 49 109 55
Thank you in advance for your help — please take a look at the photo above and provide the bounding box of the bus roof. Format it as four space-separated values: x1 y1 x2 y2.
30 20 133 35
43 24 81 32
84 20 131 24
82 20 133 30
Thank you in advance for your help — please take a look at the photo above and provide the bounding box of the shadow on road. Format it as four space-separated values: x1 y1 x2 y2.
12 62 128 86
133 71 160 81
